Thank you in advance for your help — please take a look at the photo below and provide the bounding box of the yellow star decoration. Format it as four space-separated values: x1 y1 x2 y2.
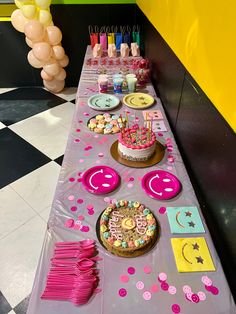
171 237 216 272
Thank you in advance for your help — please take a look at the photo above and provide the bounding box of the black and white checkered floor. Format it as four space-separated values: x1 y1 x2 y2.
0 87 77 314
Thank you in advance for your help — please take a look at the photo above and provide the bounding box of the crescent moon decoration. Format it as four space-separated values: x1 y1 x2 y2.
175 211 185 228
181 243 193 264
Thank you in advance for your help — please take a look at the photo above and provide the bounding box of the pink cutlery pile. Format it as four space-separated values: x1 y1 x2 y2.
41 239 101 305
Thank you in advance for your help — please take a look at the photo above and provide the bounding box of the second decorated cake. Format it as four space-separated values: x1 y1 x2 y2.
99 200 158 257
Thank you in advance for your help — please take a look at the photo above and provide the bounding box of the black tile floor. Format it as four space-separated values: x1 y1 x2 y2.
0 87 76 314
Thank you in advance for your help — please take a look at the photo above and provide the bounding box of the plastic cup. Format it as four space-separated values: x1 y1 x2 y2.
98 75 108 93
127 77 137 92
126 74 136 80
113 78 123 94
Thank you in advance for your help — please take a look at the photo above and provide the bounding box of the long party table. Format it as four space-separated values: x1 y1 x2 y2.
27 46 236 314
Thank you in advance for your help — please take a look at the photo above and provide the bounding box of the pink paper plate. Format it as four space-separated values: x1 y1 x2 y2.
141 170 181 200
82 165 120 194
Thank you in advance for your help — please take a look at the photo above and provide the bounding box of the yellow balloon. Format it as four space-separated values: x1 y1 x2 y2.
39 9 52 26
35 0 51 10
15 0 24 9
21 5 37 19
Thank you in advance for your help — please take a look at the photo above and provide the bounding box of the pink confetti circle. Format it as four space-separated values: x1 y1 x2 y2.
77 172 82 176
167 166 173 171
78 120 83 123
168 286 177 295
210 286 219 295
74 139 80 143
119 288 127 297
143 291 152 301
202 275 212 286
74 221 82 230
124 177 130 183
197 291 206 301
158 272 167 282
65 218 74 228
157 132 163 137
129 177 134 181
127 267 135 275
77 199 84 204
136 281 144 290
87 204 94 210
88 209 95 216
151 284 158 293
185 292 193 301
76 129 81 132
68 195 75 201
98 153 104 157
143 266 152 274
94 134 99 138
77 178 82 182
191 293 200 303
80 225 90 232
104 197 110 203
137 177 142 181
79 159 84 163
84 152 90 157
127 183 134 188
83 112 90 116
78 215 84 220
69 177 75 182
161 282 169 291
159 207 166 214
183 285 192 294
120 275 129 283
172 304 180 313
70 206 77 212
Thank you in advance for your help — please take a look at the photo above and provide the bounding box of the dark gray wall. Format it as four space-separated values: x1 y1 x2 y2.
139 10 236 298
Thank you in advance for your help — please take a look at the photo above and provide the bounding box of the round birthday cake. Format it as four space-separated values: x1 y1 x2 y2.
99 200 158 257
118 124 156 161
88 113 126 134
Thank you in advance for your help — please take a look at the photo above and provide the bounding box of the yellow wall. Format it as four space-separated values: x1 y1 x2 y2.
137 0 236 131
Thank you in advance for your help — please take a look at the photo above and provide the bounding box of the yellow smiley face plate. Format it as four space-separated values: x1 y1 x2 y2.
123 93 155 109
171 237 216 272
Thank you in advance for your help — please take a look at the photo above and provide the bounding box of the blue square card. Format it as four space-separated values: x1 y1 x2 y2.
167 206 205 234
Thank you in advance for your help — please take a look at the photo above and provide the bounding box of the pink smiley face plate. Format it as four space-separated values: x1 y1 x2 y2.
141 170 181 200
82 165 120 194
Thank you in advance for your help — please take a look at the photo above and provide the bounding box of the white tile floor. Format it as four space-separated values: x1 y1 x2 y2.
0 87 77 313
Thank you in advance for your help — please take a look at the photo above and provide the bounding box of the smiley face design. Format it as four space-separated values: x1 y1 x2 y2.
166 207 205 234
143 110 163 120
142 170 181 200
171 237 215 272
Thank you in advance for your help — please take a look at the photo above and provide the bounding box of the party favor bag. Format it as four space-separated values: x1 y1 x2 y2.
100 27 107 51
115 32 123 50
89 25 99 48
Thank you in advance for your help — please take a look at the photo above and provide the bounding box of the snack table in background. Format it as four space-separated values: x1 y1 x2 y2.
27 46 236 314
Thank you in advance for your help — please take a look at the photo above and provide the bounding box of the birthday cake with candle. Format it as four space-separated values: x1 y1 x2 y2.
99 200 158 257
118 124 156 161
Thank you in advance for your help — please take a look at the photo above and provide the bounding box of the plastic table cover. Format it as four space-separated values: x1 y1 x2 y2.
27 46 236 314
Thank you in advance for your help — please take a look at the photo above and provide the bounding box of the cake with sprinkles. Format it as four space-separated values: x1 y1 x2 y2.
99 200 158 257
118 124 156 161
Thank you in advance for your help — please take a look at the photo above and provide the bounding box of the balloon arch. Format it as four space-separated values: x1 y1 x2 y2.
11 0 69 93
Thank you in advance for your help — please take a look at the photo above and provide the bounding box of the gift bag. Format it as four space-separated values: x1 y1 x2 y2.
89 25 99 48
115 26 122 50
100 27 107 51
132 25 140 46
124 26 131 47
